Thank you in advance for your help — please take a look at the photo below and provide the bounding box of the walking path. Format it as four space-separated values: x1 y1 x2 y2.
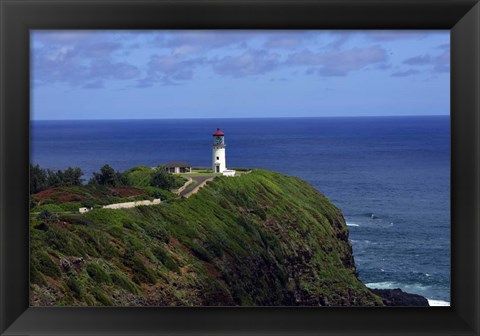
175 177 193 195
179 176 215 198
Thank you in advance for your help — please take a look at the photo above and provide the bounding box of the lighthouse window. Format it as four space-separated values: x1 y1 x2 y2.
216 156 219 160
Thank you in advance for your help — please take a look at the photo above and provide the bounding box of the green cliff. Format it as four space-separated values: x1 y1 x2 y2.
30 169 383 306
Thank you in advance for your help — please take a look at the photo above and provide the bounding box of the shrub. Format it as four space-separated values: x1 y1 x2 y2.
46 226 94 257
111 272 140 294
92 287 113 306
34 251 61 278
86 263 111 284
66 277 83 299
82 197 96 208
142 186 175 200
189 242 213 263
123 166 153 187
75 227 119 258
38 209 60 223
30 265 47 286
123 251 157 284
150 167 178 190
151 246 179 273
144 224 170 243
42 198 55 205
59 202 83 212
59 213 93 226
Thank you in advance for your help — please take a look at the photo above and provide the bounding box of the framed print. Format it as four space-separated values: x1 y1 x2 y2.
1 0 479 335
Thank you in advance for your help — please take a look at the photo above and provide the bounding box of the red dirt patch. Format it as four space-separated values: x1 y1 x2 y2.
34 188 57 200
33 186 146 205
33 187 85 204
110 187 145 197
57 193 84 203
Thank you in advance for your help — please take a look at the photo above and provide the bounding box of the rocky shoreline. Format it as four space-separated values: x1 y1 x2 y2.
370 288 429 306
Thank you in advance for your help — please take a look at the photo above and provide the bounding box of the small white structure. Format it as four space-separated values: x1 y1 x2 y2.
79 207 91 214
222 170 236 177
212 128 227 173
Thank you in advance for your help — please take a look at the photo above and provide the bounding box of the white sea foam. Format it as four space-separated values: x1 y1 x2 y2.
346 222 360 227
365 281 397 289
365 282 430 293
427 299 450 306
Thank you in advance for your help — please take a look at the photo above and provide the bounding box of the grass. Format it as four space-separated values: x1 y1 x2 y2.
30 169 383 307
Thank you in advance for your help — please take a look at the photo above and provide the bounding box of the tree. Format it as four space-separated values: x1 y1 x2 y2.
46 169 62 187
91 164 116 186
114 170 129 187
63 167 83 186
30 164 47 194
30 164 85 192
151 166 177 190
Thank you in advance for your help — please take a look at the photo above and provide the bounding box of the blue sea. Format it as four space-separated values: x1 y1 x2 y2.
31 116 450 304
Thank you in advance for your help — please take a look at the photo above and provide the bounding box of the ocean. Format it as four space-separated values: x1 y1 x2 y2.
31 116 450 304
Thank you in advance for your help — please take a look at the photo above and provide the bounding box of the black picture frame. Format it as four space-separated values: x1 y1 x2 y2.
1 0 479 335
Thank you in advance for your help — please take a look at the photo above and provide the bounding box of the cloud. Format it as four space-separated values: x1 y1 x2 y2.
211 50 281 77
88 60 140 80
325 31 355 49
391 69 420 77
287 46 388 76
137 54 206 87
32 31 94 45
263 32 312 49
401 49 450 73
436 43 450 50
404 55 432 65
158 31 255 56
32 30 449 89
363 31 428 42
433 50 450 73
32 31 141 87
83 80 104 89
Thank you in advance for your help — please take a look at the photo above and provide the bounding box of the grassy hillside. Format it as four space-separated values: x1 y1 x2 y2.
30 169 383 306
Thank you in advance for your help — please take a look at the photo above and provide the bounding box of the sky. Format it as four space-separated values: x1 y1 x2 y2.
31 30 450 120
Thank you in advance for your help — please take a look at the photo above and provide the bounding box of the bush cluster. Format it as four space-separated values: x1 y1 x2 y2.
30 164 84 194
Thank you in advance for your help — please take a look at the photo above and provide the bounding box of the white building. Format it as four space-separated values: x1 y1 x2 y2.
222 170 236 177
212 128 227 173
163 161 191 174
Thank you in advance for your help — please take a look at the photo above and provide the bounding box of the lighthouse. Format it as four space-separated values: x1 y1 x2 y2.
212 128 226 173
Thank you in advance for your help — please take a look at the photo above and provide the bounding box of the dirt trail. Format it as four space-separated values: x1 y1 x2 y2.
179 176 215 198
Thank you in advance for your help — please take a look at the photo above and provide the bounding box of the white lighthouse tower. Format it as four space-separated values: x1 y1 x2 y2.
212 128 226 173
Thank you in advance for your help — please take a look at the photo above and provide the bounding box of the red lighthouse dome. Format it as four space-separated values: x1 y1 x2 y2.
213 128 224 136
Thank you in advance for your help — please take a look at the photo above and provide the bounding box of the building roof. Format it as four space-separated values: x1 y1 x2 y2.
162 161 191 168
213 128 224 136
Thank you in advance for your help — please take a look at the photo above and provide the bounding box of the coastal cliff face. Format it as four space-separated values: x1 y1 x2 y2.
30 169 383 306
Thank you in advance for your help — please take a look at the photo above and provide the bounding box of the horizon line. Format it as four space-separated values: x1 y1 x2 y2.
31 114 450 122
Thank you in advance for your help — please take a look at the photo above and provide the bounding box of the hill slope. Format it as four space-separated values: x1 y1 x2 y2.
30 169 383 306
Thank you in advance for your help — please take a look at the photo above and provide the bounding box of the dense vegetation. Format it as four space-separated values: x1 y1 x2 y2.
30 169 383 306
30 164 185 194
30 164 186 212
30 164 84 194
